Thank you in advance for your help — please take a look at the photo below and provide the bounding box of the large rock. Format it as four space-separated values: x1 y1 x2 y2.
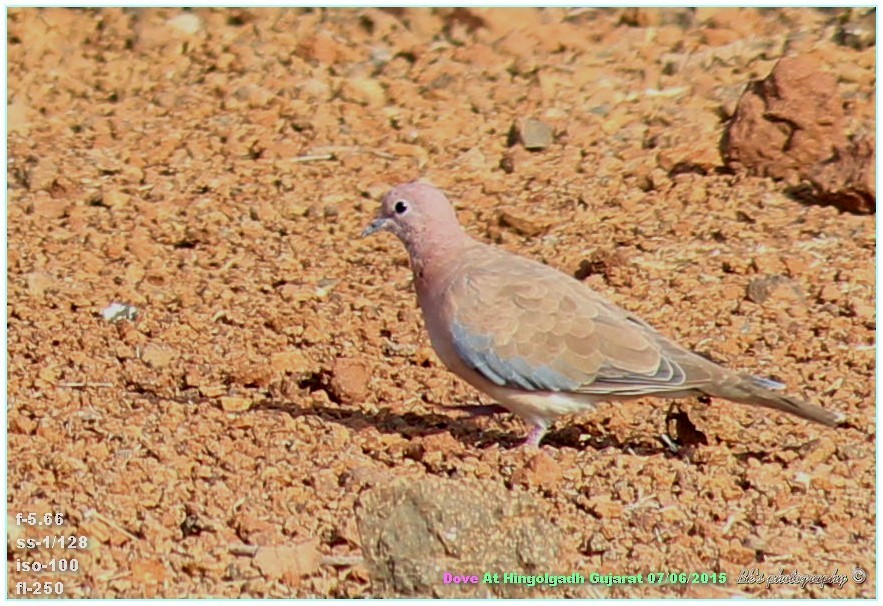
355 476 583 597
723 54 874 214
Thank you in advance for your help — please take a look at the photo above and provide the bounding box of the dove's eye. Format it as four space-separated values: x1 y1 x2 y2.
394 200 409 215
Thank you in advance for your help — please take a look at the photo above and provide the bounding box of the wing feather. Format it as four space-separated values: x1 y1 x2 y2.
446 251 702 396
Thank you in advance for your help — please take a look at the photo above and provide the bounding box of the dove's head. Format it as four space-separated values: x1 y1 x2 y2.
362 182 464 254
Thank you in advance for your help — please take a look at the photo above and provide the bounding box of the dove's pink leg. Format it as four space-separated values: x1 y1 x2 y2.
524 425 547 448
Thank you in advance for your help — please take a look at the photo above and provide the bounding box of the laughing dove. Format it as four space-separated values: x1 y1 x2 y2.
363 182 845 447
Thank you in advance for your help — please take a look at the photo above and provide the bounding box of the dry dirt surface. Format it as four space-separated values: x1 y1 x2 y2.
7 7 876 599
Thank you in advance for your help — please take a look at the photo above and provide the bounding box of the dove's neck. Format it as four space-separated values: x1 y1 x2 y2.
407 227 475 293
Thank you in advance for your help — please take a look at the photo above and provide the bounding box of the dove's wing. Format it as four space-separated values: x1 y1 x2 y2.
444 253 715 396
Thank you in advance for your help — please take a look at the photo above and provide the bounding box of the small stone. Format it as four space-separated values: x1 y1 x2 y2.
220 395 252 412
232 363 273 388
584 532 611 555
102 189 130 208
783 257 809 277
586 495 624 519
270 350 311 375
635 171 654 192
329 357 371 404
280 200 309 221
253 540 321 584
687 183 707 204
721 539 756 566
141 343 176 369
573 249 631 283
751 254 785 275
701 27 741 47
746 275 804 305
402 441 426 462
10 415 37 435
297 32 348 65
655 25 685 47
620 8 663 27
301 324 324 344
512 452 563 490
31 194 69 219
454 147 489 171
499 153 515 174
298 77 333 102
235 84 274 108
25 272 54 296
498 210 546 237
818 284 842 303
801 438 836 467
199 384 226 398
657 144 719 175
334 516 362 548
419 432 461 457
835 9 876 50
8 98 32 134
167 13 202 35
510 118 553 151
849 302 875 324
38 366 60 383
388 143 429 169
340 77 386 107
414 346 436 366
101 302 138 322
131 559 167 585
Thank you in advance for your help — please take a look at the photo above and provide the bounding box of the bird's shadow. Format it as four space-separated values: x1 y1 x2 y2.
252 399 673 455
253 398 515 448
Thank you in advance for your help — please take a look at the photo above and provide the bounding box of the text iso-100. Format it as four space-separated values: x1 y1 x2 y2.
15 512 65 526
16 557 80 573
647 572 728 584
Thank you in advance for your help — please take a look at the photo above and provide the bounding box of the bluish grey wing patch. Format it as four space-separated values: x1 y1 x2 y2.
450 321 581 392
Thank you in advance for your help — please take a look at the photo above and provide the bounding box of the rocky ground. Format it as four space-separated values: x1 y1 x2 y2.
7 7 875 598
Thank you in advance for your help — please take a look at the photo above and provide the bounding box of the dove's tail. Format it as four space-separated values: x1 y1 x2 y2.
701 373 846 427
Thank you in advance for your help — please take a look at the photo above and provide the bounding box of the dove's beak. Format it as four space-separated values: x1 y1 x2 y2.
361 217 389 237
